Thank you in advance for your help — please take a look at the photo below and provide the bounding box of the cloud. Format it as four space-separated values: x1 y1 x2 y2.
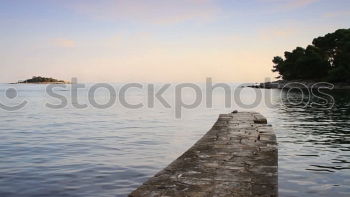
258 0 320 10
259 26 299 40
324 10 350 18
52 38 76 48
66 0 219 24
284 0 320 9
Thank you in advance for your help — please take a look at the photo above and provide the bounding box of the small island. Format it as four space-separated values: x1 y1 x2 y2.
250 28 350 89
16 76 70 84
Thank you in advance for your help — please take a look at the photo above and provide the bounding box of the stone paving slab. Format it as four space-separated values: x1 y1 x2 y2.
129 112 278 197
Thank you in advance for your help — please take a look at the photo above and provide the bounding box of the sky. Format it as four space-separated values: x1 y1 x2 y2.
0 0 349 83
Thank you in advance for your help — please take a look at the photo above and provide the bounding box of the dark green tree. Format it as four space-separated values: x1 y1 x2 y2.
272 28 350 82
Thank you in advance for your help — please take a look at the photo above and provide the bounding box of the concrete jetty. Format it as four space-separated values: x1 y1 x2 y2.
129 112 278 197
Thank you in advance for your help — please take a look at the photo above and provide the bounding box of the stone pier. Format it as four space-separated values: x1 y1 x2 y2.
129 112 278 197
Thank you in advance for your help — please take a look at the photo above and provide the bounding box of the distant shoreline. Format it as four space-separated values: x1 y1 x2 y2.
12 76 71 85
247 80 350 90
10 82 71 84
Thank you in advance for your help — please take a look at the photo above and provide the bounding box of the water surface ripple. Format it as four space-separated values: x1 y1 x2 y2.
0 84 349 197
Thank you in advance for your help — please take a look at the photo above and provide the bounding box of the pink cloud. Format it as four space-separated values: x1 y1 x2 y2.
284 0 320 9
67 0 219 24
324 10 350 18
258 0 320 9
52 38 76 48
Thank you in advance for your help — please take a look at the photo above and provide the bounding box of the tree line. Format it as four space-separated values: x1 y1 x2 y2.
21 76 64 83
272 28 350 83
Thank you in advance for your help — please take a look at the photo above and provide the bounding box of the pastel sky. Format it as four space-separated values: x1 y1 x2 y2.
1 0 349 83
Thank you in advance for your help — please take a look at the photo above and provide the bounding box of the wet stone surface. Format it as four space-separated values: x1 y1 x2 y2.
129 112 278 197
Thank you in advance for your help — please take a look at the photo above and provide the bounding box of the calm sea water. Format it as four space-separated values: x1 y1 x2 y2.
0 83 349 197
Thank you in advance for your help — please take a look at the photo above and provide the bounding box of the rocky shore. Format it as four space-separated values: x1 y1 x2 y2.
247 80 350 90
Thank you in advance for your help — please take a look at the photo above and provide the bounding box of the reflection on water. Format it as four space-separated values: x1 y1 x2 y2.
0 84 349 197
274 89 350 196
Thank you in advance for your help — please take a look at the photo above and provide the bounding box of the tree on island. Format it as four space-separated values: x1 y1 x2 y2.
272 28 350 83
21 76 65 83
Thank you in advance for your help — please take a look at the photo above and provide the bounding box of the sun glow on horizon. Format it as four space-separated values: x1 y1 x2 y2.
0 0 349 83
